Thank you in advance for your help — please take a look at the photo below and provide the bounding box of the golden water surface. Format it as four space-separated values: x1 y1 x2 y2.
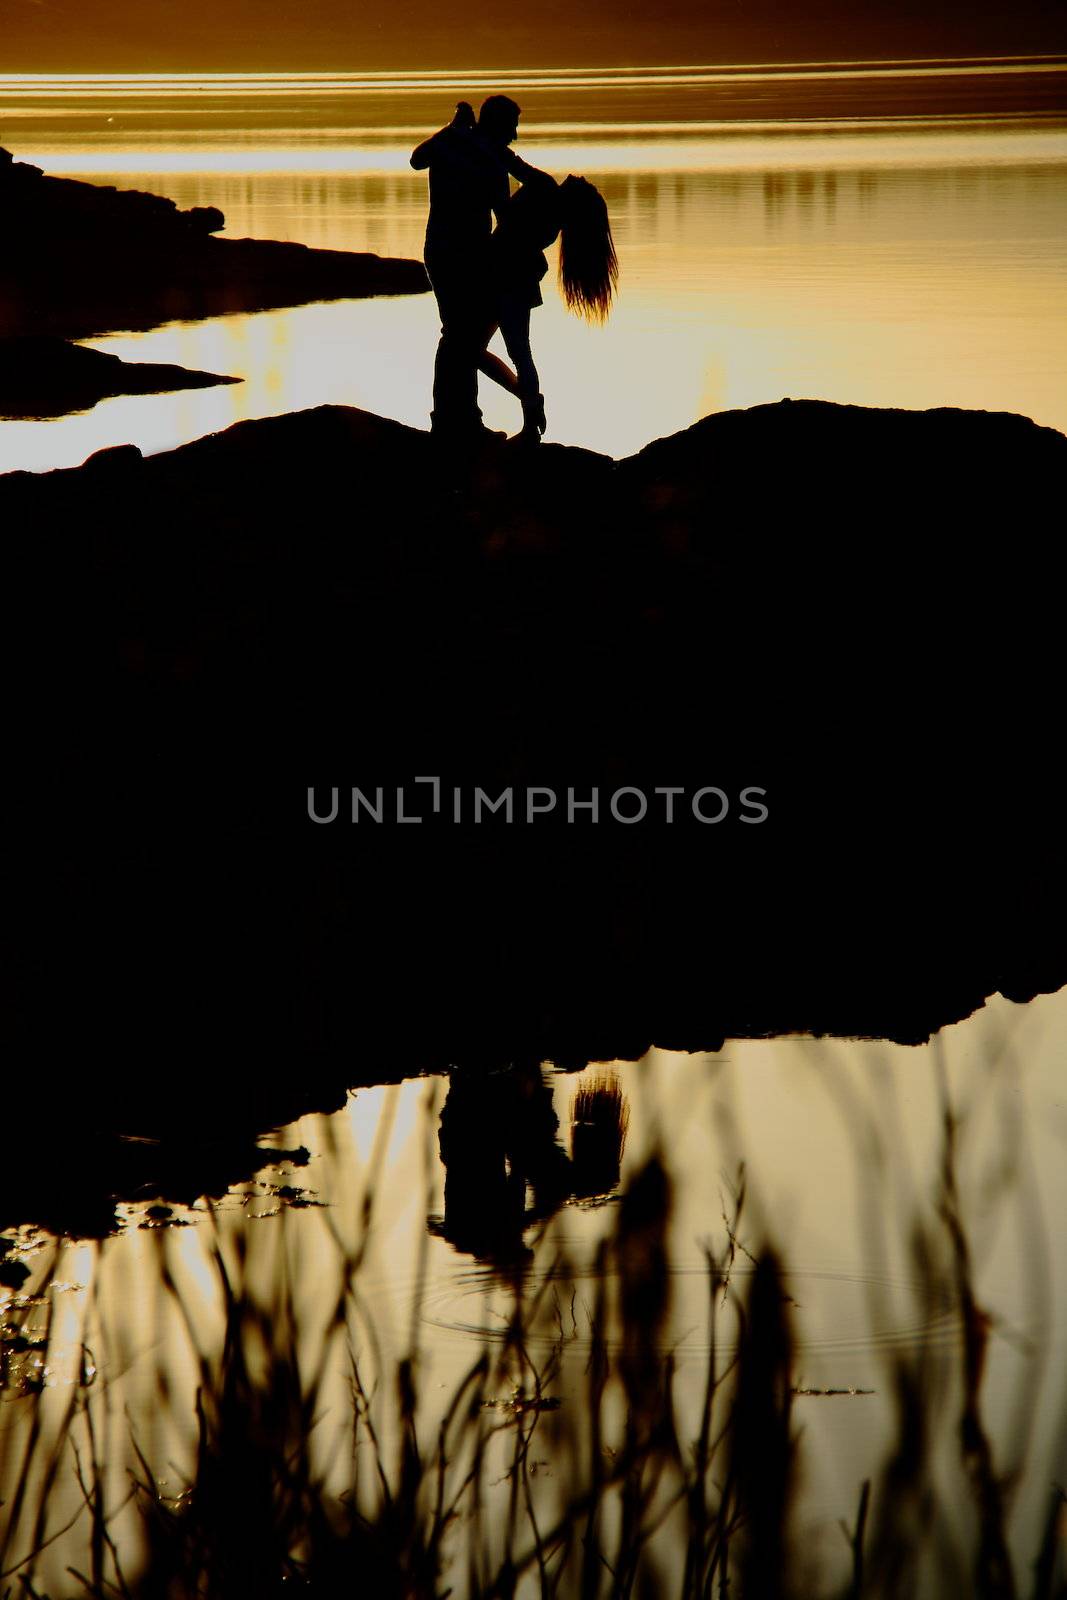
1 63 1064 469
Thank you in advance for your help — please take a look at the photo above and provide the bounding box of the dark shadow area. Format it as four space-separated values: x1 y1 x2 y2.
1 397 1064 1233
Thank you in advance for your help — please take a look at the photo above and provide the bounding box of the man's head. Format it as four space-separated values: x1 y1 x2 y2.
478 95 521 146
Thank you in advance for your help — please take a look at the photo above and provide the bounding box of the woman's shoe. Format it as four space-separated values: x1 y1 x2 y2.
514 392 546 444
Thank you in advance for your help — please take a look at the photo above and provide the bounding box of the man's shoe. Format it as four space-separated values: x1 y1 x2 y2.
431 417 505 444
509 424 543 446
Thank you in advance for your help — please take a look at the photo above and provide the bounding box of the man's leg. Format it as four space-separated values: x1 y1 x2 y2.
427 260 489 432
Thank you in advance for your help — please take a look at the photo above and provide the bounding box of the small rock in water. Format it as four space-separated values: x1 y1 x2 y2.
0 1258 32 1290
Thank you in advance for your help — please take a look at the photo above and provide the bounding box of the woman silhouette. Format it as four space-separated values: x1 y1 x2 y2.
478 163 618 442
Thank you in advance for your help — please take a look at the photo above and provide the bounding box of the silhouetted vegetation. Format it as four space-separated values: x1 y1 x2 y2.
1 1050 1063 1599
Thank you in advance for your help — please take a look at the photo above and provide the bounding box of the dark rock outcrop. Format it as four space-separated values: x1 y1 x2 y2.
1 398 1064 1229
0 334 240 418
0 147 430 342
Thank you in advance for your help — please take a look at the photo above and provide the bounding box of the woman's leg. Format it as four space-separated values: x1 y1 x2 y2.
497 301 540 400
425 254 486 431
498 299 545 438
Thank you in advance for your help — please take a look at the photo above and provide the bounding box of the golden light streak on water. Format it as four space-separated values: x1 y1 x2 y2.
13 126 1067 177
2 60 1065 95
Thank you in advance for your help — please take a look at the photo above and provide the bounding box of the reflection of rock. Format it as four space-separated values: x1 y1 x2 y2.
0 1254 32 1290
0 1105 333 1241
1 397 1065 1238
0 147 430 342
0 335 240 419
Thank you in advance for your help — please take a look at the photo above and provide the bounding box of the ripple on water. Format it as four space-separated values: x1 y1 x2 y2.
416 1259 965 1363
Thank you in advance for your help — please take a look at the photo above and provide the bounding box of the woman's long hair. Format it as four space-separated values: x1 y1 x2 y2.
557 176 617 322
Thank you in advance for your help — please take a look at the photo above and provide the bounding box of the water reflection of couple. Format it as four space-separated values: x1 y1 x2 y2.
430 1065 630 1264
411 94 617 442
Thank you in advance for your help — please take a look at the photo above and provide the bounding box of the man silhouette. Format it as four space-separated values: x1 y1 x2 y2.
411 95 523 438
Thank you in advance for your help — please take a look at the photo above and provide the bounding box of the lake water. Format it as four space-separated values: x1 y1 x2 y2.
1 61 1065 472
2 989 1065 1595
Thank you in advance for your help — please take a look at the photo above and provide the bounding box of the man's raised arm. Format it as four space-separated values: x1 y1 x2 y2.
502 148 545 185
411 102 477 169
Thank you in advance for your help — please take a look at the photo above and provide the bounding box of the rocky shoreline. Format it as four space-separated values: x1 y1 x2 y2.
0 333 240 418
2 394 1065 1229
0 145 429 412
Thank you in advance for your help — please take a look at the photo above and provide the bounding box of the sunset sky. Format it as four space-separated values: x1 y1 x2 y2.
3 0 1065 72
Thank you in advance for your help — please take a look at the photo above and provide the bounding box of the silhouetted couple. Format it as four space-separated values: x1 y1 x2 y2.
411 95 617 443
